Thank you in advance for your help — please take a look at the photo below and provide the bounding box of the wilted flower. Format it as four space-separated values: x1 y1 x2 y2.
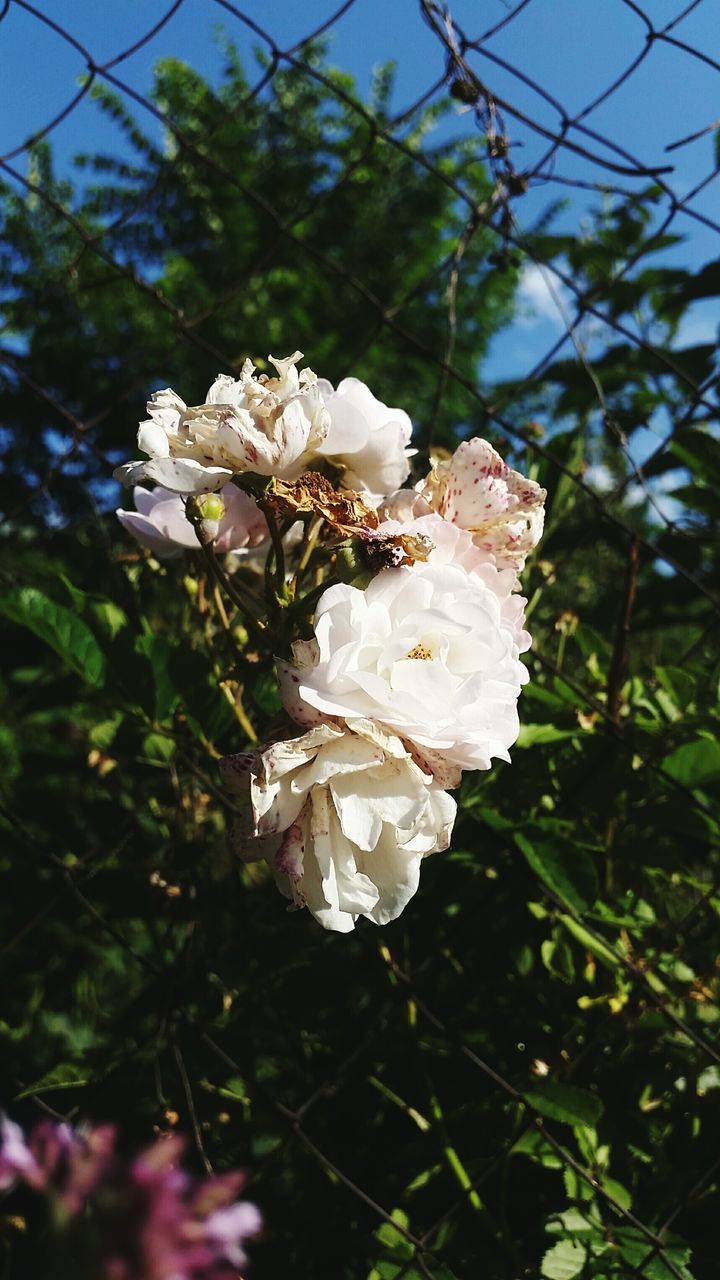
416 438 546 573
116 484 268 558
220 720 456 933
264 471 380 537
114 352 329 493
279 560 528 775
315 376 414 497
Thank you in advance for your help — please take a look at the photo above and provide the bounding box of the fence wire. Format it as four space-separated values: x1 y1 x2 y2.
1 2 719 1278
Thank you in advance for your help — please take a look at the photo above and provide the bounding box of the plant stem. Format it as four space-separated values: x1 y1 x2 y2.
257 495 287 607
201 543 266 644
291 514 325 595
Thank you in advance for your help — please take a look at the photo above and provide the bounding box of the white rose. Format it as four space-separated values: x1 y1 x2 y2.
279 560 529 774
418 438 546 574
220 720 455 933
114 353 329 494
314 377 414 497
116 484 268 558
379 513 531 656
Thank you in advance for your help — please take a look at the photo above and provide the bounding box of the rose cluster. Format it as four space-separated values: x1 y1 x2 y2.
0 1115 261 1279
115 352 546 932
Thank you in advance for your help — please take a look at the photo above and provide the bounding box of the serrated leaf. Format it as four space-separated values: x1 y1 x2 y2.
524 1080 603 1129
0 587 105 685
541 1240 587 1279
616 1227 694 1280
515 832 598 912
15 1063 89 1099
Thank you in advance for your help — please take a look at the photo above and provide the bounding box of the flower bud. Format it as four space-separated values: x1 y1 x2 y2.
185 493 225 546
186 492 226 525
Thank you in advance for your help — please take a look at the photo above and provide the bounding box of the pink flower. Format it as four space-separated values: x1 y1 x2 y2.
0 1118 261 1279
0 1115 42 1191
116 484 268 558
417 438 546 574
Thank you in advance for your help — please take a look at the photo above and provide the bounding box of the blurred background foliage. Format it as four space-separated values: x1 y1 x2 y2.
1 30 720 1280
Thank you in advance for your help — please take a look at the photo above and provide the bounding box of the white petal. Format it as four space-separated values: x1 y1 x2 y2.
137 419 171 458
115 508 186 558
141 458 233 493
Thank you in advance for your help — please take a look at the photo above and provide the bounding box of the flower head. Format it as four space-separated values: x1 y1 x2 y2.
0 1117 261 1280
417 438 546 573
0 1115 42 1191
220 720 455 932
279 560 529 775
315 376 414 497
116 483 268 558
114 352 329 494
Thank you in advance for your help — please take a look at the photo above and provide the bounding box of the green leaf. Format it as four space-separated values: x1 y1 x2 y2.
541 1240 588 1279
541 937 576 984
559 915 621 971
135 634 180 722
141 732 176 763
15 1063 90 1099
374 1210 414 1261
90 599 128 638
0 587 106 685
515 832 598 912
524 1080 603 1129
655 666 695 711
517 724 581 747
662 737 720 789
89 712 124 750
616 1228 694 1280
669 429 720 486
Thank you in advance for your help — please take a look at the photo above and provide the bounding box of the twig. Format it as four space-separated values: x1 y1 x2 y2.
173 1042 213 1174
606 537 640 726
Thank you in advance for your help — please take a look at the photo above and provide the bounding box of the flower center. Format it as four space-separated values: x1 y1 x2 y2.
405 643 433 660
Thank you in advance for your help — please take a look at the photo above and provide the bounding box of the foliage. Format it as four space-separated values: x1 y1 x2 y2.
0 41 512 522
1 38 720 1280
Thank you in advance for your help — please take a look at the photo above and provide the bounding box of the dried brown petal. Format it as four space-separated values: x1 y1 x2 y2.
265 471 379 535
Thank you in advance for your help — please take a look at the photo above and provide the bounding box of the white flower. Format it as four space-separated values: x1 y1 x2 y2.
279 559 529 774
314 377 414 497
114 353 329 494
417 438 546 573
379 513 531 656
378 487 431 523
115 484 268 558
220 720 455 933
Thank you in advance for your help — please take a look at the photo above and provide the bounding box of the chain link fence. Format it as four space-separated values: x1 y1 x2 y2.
1 2 719 1278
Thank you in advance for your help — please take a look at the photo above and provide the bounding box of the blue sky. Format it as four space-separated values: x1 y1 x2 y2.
0 0 718 434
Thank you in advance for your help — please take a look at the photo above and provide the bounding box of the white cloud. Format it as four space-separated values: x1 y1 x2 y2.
515 263 567 327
